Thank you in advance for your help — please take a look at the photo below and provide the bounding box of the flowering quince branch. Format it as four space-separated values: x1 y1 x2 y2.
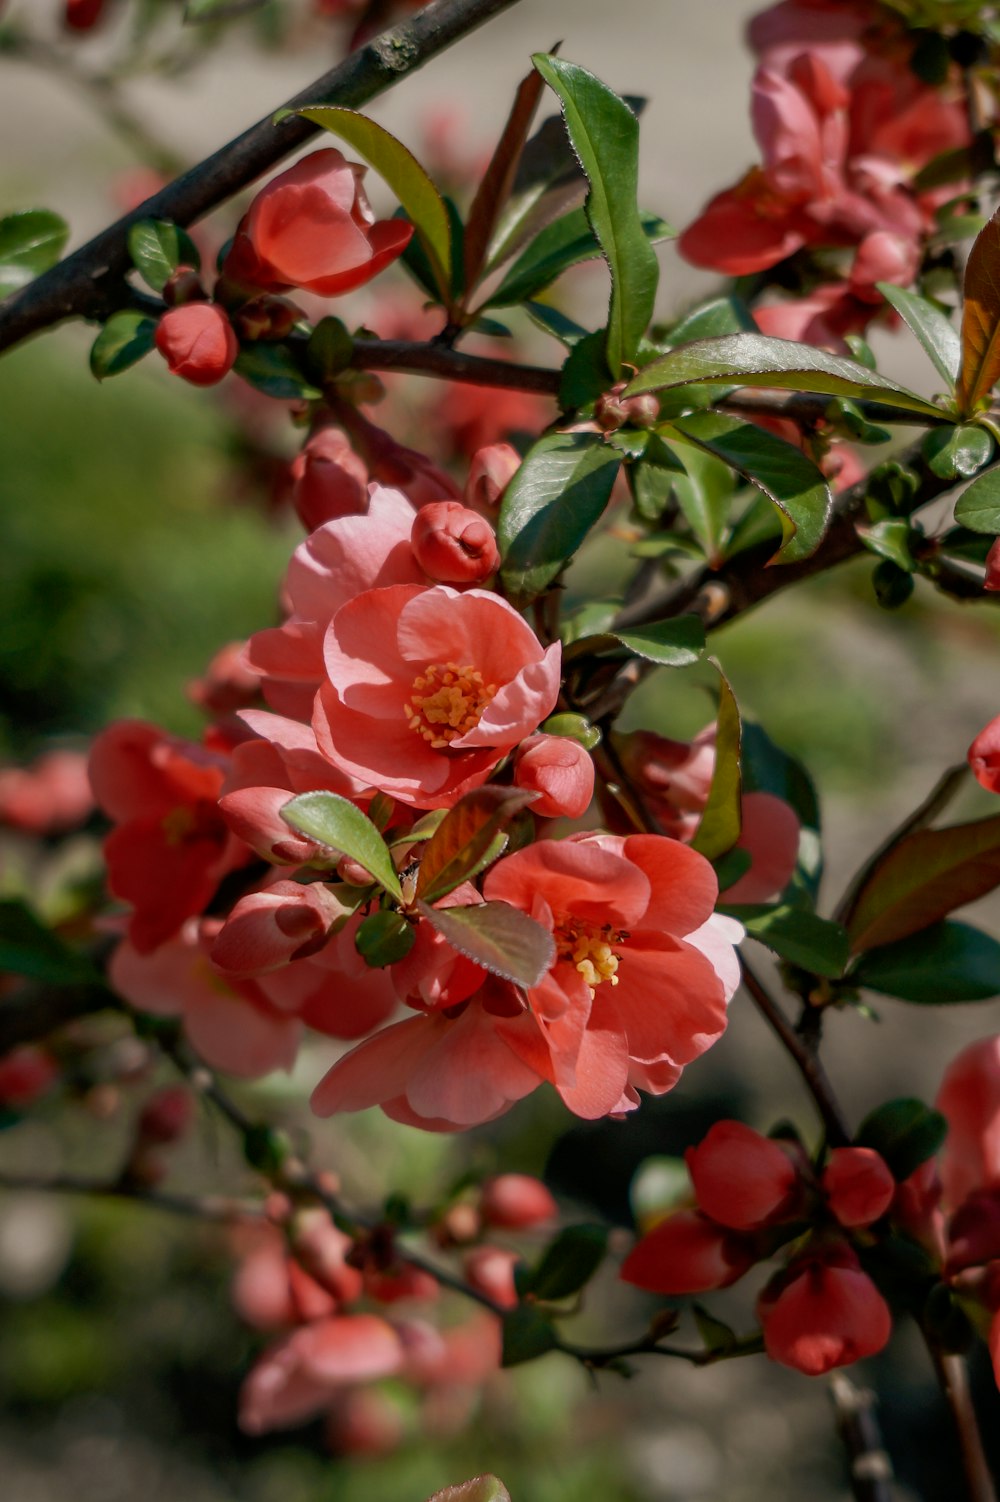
0 1168 266 1224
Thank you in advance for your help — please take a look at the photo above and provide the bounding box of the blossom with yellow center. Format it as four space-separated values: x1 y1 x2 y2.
557 919 626 997
404 661 497 749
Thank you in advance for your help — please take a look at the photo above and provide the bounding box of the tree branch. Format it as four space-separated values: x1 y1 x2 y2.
349 336 561 392
740 956 852 1147
927 1343 998 1502
829 1372 896 1502
0 0 525 355
0 1169 265 1223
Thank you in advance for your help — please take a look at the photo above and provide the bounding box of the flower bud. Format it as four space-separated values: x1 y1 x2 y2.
513 734 595 819
463 1246 520 1309
289 426 370 531
155 303 238 387
822 1146 894 1228
65 0 108 29
594 383 659 432
946 1189 1000 1275
620 1210 756 1295
757 1246 892 1376
464 442 521 513
0 1046 59 1108
187 641 261 717
161 267 205 308
137 1085 192 1145
210 880 341 977
686 1120 801 1230
986 539 1000 592
480 1174 557 1230
233 295 303 343
411 502 500 584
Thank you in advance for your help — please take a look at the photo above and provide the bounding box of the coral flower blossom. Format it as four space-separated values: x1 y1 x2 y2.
224 149 413 297
311 833 740 1128
312 584 561 808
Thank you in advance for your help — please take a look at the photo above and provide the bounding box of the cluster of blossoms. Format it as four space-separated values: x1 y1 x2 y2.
680 0 971 349
232 1173 555 1452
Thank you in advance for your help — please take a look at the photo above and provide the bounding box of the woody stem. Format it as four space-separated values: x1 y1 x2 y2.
926 1342 998 1502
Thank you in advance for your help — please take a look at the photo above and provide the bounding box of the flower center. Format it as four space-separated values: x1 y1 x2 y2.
557 919 627 996
404 661 497 749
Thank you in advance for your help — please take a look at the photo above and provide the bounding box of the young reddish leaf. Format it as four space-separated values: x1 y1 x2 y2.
416 900 554 988
691 667 742 861
296 106 452 302
416 785 538 904
484 114 588 274
845 812 1000 953
956 207 1000 416
463 63 549 295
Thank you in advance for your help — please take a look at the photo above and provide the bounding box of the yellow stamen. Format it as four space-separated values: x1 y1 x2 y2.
404 661 497 749
557 919 626 997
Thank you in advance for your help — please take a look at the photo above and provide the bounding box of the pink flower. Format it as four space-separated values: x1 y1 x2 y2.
210 880 346 975
462 1246 520 1309
225 149 413 297
313 585 561 809
187 641 261 719
757 1245 891 1375
686 1120 801 1230
748 0 871 83
239 1314 404 1435
935 1036 1000 1210
513 734 595 820
480 1174 557 1230
65 0 108 30
464 443 521 514
620 1210 756 1295
986 540 1000 593
410 503 500 584
0 749 94 834
0 1046 59 1109
89 720 249 953
969 716 1000 794
110 920 302 1078
155 304 238 387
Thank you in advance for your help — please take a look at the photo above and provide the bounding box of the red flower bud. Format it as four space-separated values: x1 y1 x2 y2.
946 1189 1000 1276
155 303 238 387
969 717 1000 794
480 1174 557 1230
595 384 660 432
686 1120 801 1230
464 442 521 513
411 501 500 584
224 148 413 297
463 1246 520 1309
757 1246 891 1376
232 295 303 343
137 1085 192 1145
986 538 1000 592
823 1147 894 1228
620 1210 756 1295
161 267 205 308
0 1046 59 1108
65 0 108 30
513 734 595 819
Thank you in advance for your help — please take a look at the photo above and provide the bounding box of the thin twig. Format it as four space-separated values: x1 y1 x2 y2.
0 0 526 354
740 956 851 1147
349 337 561 393
0 1169 264 1222
830 1371 896 1502
927 1343 998 1502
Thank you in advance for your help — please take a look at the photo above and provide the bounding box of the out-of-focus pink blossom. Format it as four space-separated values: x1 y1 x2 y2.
188 641 261 718
464 443 521 514
936 1036 1000 1210
290 427 370 532
462 1246 520 1309
65 0 109 30
0 1046 59 1109
239 1314 404 1434
480 1174 558 1230
225 150 412 298
0 749 94 834
985 540 1000 593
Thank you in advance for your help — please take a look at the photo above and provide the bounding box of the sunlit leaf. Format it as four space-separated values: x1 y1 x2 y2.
127 218 201 292
956 206 1000 415
89 310 158 380
463 63 548 293
877 282 961 388
0 209 69 299
417 900 555 987
282 791 402 901
416 786 536 904
953 464 1000 532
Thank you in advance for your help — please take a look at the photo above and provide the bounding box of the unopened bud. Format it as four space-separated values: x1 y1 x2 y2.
411 501 500 584
155 302 238 387
595 384 659 432
233 294 303 342
162 267 206 308
480 1174 558 1230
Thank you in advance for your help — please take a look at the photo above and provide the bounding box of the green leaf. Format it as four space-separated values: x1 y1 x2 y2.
953 464 1000 532
0 209 69 299
558 328 613 408
667 295 756 344
89 310 158 380
855 1098 947 1181
522 1224 608 1301
485 113 588 274
692 1304 738 1356
876 282 961 388
533 55 659 376
305 316 353 381
0 900 101 985
853 920 1000 1003
127 218 200 292
501 1305 557 1366
425 1478 512 1502
857 518 918 571
416 900 555 988
629 1156 691 1227
281 792 402 901
540 712 601 750
714 846 753 892
297 106 452 301
613 615 706 667
691 668 741 860
523 301 591 347
845 811 1000 953
668 410 833 563
956 205 1000 415
625 333 948 421
416 785 536 904
498 430 621 599
923 423 994 479
726 904 849 978
487 207 671 311
233 344 320 401
667 441 735 564
354 909 415 968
